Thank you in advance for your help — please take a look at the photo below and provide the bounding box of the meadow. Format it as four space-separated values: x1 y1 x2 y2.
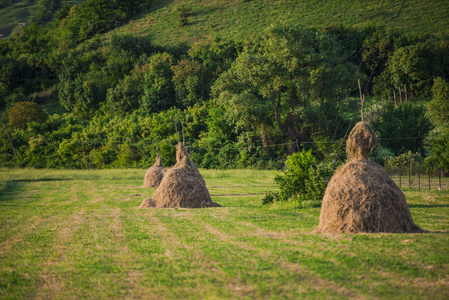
0 168 448 299
115 0 449 48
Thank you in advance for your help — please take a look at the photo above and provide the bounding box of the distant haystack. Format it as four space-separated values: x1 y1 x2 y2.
143 154 165 188
316 121 421 233
140 142 220 208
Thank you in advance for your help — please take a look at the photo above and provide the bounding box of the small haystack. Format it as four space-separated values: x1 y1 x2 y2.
140 142 220 208
143 154 166 188
316 121 421 233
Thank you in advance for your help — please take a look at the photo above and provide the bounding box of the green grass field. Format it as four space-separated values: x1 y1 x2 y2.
0 168 448 298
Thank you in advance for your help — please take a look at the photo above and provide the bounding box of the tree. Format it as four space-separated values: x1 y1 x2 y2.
428 77 449 130
140 52 176 113
375 38 449 98
371 102 433 156
426 77 449 169
171 59 209 108
212 23 356 149
8 101 48 129
59 71 108 118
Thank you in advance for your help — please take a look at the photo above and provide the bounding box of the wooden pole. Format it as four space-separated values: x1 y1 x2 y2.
408 158 411 189
439 168 442 191
358 79 364 122
418 166 420 191
181 121 185 145
0 110 19 161
175 118 180 143
393 90 397 106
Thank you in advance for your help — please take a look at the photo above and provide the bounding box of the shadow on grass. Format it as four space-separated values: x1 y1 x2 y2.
0 181 22 200
11 178 74 182
0 179 71 201
409 204 449 208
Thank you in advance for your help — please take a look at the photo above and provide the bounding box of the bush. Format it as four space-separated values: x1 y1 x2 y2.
265 150 338 205
305 162 339 200
8 101 48 129
384 151 422 174
274 150 316 201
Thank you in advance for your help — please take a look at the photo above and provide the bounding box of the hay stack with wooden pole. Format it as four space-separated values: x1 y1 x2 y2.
143 137 165 188
140 142 220 208
316 121 421 233
143 153 165 188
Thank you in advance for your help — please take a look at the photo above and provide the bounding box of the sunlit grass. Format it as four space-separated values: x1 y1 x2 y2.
0 168 448 298
111 0 449 48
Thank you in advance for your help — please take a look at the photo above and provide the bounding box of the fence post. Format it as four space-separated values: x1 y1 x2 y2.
439 168 442 191
408 160 411 189
418 166 420 191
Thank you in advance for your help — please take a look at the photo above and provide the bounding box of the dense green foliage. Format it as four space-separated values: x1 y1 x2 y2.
7 101 48 129
372 102 433 156
426 77 449 169
264 150 339 205
0 1 448 170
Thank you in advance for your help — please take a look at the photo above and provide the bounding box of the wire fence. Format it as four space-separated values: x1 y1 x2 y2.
386 165 447 191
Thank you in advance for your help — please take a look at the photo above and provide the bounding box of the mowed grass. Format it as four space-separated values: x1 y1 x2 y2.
0 168 448 299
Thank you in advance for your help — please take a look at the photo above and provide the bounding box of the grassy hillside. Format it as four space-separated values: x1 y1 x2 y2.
0 168 448 298
0 0 82 38
2 1 448 44
113 0 449 48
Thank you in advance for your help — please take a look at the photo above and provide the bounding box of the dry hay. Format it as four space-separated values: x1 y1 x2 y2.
346 121 377 160
143 154 165 188
140 142 220 208
316 121 421 233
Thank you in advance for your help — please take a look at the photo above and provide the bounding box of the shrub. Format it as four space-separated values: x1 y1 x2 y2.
274 149 317 201
8 101 48 130
384 151 422 174
305 161 339 200
266 150 339 205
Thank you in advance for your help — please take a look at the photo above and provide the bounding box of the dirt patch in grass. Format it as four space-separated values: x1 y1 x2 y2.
376 270 449 297
0 215 42 255
65 184 79 206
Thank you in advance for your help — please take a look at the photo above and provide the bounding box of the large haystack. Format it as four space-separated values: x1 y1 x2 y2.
140 142 220 208
143 154 165 188
316 121 420 233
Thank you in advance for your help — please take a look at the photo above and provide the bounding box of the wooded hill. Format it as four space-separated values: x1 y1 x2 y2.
0 0 448 170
